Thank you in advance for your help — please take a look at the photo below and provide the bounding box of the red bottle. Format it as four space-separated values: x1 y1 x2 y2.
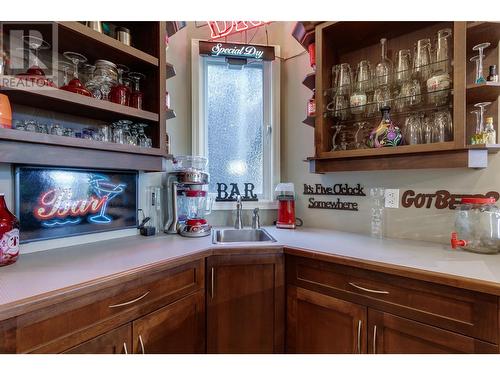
0 193 20 266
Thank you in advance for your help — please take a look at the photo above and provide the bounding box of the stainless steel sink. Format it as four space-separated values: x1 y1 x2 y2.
212 228 277 244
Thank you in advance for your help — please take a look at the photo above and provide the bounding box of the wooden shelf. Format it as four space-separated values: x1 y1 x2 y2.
57 22 159 68
302 73 315 91
302 116 315 127
466 21 500 51
166 109 176 120
466 83 500 104
1 79 159 123
318 142 457 159
166 62 176 80
0 138 164 171
0 127 164 156
308 147 492 172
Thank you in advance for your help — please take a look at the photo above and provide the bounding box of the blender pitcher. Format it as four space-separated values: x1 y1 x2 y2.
275 183 302 229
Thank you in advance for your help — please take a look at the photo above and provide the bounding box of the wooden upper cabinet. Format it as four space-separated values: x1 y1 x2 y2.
132 290 205 354
287 286 367 354
367 309 498 354
206 253 285 354
63 324 131 354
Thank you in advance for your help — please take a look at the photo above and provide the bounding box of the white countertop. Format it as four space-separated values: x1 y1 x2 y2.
2 226 500 316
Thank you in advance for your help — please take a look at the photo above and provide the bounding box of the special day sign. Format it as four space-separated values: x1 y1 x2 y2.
15 167 137 243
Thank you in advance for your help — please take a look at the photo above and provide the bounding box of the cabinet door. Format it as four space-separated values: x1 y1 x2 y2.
63 324 131 354
206 253 285 354
368 309 498 354
132 290 205 354
287 286 367 353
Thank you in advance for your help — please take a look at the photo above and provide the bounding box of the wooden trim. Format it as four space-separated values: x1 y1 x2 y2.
0 139 164 171
157 22 167 155
454 21 467 148
0 128 163 156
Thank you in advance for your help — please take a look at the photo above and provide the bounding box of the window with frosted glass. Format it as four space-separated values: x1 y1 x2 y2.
205 60 264 195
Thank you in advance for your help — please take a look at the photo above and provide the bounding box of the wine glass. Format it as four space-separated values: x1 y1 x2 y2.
128 72 146 109
474 102 491 142
60 52 92 96
331 124 343 151
472 42 491 84
110 64 131 106
57 61 73 87
470 55 484 85
17 36 54 87
112 121 124 144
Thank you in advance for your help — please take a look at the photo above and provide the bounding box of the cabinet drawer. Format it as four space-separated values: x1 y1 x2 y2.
17 259 204 353
287 255 498 343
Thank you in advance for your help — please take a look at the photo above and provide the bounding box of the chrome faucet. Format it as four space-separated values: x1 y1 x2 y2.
252 208 260 229
234 195 243 229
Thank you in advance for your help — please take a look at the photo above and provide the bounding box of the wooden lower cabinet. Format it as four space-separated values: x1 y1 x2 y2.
367 309 498 354
287 286 367 353
64 324 131 354
206 253 285 354
132 290 205 354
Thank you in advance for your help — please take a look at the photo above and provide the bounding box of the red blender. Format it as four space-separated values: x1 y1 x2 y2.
275 183 301 229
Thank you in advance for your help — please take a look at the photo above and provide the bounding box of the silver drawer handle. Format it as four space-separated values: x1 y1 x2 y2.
123 342 128 354
108 291 151 308
356 320 362 354
348 282 389 295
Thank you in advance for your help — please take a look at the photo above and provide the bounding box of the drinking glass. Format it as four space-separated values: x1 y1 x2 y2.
60 52 92 96
112 121 124 144
472 42 491 84
128 72 146 109
434 28 452 74
14 120 26 131
414 38 432 82
400 79 421 108
404 113 422 145
327 94 349 120
350 61 371 114
395 49 412 86
375 38 392 87
433 109 453 142
63 127 75 137
121 120 135 145
336 63 352 96
422 114 434 144
136 123 149 147
353 121 369 149
50 123 64 136
331 124 343 151
25 120 37 132
58 61 73 87
373 85 391 112
98 125 111 142
110 64 131 106
36 122 49 134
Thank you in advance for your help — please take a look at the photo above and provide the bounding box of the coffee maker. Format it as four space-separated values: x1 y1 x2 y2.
164 156 213 237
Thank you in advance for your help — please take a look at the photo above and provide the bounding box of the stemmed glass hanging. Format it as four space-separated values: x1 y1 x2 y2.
60 51 92 96
128 72 146 109
17 36 55 87
472 43 490 84
472 102 491 144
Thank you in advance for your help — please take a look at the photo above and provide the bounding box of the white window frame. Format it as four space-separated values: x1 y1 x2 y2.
191 39 280 210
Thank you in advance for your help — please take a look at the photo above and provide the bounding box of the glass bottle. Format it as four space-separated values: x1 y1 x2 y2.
367 106 403 148
0 193 20 267
484 117 496 144
487 65 499 83
375 38 392 87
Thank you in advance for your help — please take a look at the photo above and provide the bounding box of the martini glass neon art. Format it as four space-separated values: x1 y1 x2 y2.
88 175 126 224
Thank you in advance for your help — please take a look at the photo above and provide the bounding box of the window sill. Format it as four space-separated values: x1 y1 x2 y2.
212 200 278 211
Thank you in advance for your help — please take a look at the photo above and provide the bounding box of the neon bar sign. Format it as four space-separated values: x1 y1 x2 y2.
207 21 270 40
33 175 126 227
199 41 275 61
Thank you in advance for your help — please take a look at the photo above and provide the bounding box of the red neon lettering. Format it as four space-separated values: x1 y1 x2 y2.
34 189 108 220
207 21 269 40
